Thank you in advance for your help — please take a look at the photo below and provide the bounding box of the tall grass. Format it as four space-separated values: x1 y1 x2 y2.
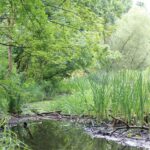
0 127 29 150
86 70 150 124
0 115 29 149
88 72 110 120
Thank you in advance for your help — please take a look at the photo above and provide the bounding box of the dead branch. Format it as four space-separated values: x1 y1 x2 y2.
109 115 129 127
109 115 149 136
111 125 149 136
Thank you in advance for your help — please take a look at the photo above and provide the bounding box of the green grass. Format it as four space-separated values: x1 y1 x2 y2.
24 91 93 115
0 115 29 150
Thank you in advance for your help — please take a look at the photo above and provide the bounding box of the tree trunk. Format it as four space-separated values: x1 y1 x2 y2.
8 44 12 73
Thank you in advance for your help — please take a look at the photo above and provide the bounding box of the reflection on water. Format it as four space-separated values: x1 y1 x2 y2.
13 121 143 150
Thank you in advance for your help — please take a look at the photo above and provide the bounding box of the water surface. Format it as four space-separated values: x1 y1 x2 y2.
13 121 145 150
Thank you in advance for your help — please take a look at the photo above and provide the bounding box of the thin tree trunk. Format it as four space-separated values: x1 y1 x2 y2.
7 0 15 74
8 44 12 73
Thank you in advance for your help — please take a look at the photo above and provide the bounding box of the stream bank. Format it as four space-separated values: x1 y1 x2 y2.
6 112 150 149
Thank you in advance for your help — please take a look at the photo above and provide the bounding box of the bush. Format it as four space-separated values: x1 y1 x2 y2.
0 73 44 114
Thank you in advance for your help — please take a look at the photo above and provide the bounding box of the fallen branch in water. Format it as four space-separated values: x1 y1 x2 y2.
109 115 129 127
109 115 149 136
110 126 149 136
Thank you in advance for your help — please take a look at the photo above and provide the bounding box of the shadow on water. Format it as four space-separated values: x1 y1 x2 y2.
12 121 144 150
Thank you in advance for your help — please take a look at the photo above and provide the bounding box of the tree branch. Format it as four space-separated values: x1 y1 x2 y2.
43 1 78 16
120 32 134 52
0 42 30 48
49 20 80 30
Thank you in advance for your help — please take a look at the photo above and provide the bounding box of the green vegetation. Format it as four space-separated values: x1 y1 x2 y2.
0 0 131 114
0 0 150 149
109 8 150 69
0 115 29 149
27 69 150 125
0 126 29 150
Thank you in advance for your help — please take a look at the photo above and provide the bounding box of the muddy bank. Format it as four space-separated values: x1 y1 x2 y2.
7 112 150 149
8 112 95 126
85 125 150 149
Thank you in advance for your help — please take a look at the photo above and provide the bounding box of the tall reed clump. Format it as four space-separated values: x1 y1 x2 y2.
88 72 110 121
88 70 150 124
110 70 149 124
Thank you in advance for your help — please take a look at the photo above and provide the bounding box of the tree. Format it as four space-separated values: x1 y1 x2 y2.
0 0 47 74
109 8 150 70
0 0 132 81
0 0 104 80
73 0 132 43
0 0 132 113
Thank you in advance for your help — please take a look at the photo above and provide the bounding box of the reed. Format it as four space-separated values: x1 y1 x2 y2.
87 70 150 124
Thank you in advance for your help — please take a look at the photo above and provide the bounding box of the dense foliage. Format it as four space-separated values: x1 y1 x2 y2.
0 0 131 113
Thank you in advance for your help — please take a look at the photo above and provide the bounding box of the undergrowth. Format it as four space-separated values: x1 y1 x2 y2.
28 69 150 125
0 115 29 150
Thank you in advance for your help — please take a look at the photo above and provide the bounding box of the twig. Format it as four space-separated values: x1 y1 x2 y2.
110 126 128 136
109 115 129 128
111 126 149 136
129 126 149 130
109 115 149 136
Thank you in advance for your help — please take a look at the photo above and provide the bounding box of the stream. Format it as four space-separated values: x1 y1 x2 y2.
12 120 147 150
